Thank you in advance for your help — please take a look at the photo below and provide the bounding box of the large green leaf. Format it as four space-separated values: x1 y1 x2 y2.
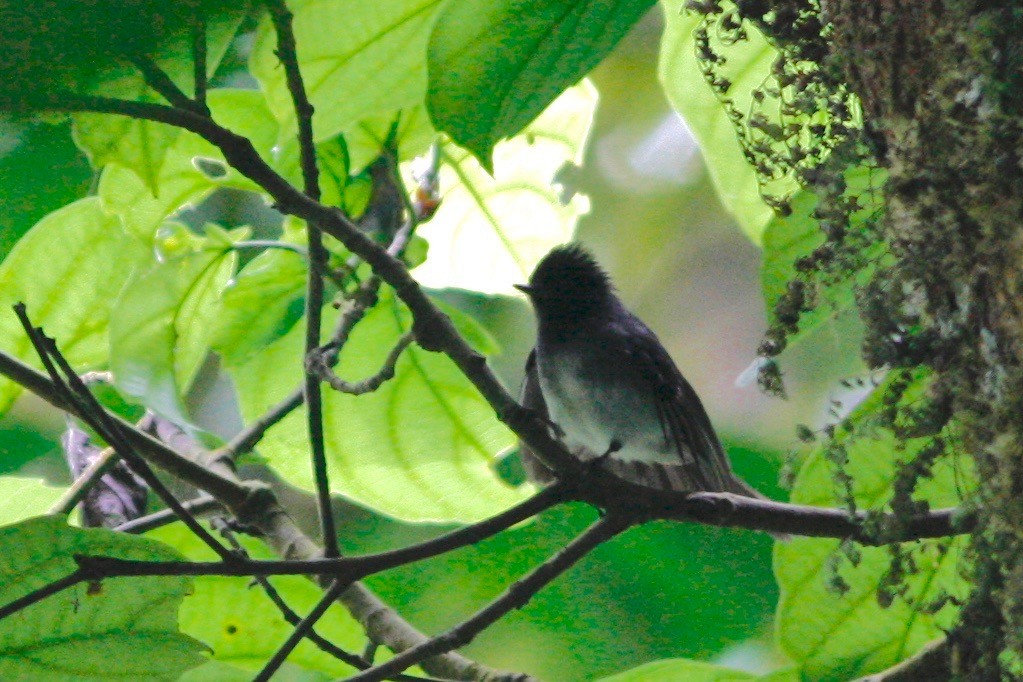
0 516 204 681
427 0 653 168
249 0 445 147
232 289 527 523
775 374 973 681
412 83 596 294
148 523 364 677
658 0 789 243
0 197 148 416
0 477 65 525
110 232 237 423
98 89 279 242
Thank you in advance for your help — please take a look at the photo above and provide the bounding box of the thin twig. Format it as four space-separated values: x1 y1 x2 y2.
73 484 569 580
266 0 339 560
217 386 305 460
115 495 223 535
50 444 120 515
211 523 444 682
254 579 348 682
312 332 414 395
211 519 368 670
125 52 202 114
0 570 86 621
347 514 635 682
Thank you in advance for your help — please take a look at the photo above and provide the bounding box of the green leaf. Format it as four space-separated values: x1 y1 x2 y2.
233 289 527 523
98 89 279 241
598 659 755 681
0 477 65 525
658 0 789 242
775 373 973 681
345 106 437 172
69 7 247 192
413 82 596 294
0 1 243 117
213 245 308 369
0 119 91 262
250 0 445 147
74 93 181 194
110 236 236 423
148 523 364 677
0 516 204 681
427 0 653 168
0 197 148 416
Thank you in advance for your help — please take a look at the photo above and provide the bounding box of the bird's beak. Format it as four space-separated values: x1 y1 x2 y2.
513 283 533 296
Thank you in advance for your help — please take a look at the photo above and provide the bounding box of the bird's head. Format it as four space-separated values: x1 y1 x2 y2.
515 245 614 330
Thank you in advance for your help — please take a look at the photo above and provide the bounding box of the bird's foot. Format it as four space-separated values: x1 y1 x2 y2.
584 438 622 474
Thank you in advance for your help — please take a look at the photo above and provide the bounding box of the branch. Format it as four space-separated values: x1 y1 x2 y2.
347 514 634 682
217 386 305 460
115 495 222 535
0 570 87 621
74 484 568 580
211 520 370 676
255 579 347 682
265 0 339 559
310 332 413 395
11 92 571 485
125 52 204 114
0 339 978 546
651 491 976 544
0 350 520 681
207 242 390 464
50 440 120 515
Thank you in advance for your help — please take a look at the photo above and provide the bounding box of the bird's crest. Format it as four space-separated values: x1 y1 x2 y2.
527 244 613 300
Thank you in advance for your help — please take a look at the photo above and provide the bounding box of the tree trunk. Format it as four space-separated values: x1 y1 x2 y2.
823 1 1023 678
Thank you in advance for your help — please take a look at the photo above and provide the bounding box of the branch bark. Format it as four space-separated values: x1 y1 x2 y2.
0 350 524 682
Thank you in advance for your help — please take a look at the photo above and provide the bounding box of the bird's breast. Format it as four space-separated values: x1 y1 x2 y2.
536 343 677 465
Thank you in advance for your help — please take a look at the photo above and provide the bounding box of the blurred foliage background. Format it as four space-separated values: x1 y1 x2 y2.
0 7 871 681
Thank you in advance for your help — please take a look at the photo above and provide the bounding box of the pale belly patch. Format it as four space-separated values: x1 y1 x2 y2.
537 351 679 466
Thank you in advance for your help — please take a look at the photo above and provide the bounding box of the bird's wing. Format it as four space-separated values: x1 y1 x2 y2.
518 349 557 485
622 329 736 493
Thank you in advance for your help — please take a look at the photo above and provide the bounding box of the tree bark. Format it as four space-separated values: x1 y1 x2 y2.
822 1 1023 678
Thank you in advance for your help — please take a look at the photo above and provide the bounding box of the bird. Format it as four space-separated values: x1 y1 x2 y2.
514 244 773 503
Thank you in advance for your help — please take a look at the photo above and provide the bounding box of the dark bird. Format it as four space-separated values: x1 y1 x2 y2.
515 244 771 501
